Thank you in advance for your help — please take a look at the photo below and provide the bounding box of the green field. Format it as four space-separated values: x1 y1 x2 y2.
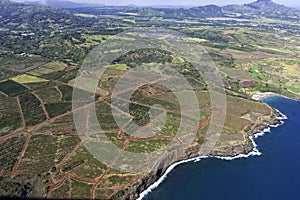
19 93 46 126
0 80 29 96
12 74 48 84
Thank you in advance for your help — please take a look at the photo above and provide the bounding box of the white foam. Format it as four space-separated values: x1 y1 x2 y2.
137 155 208 200
269 124 280 128
137 109 287 200
276 109 288 120
251 92 299 103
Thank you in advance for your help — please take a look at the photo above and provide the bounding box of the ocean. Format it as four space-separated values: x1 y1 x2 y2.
142 96 300 200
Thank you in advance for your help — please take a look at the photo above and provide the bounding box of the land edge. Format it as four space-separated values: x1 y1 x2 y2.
251 92 300 102
121 95 289 200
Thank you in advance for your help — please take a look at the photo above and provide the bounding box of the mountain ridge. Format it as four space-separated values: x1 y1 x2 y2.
21 0 105 8
3 0 300 21
12 0 299 9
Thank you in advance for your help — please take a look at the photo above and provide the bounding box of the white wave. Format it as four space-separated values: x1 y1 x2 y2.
137 156 208 200
137 109 287 200
269 124 280 128
275 109 288 120
253 131 265 138
213 149 262 161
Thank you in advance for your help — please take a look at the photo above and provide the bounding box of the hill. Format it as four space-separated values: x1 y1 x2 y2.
241 0 300 19
21 0 105 8
67 0 300 20
8 0 300 20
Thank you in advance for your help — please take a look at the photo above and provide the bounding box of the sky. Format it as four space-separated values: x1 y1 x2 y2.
15 0 300 7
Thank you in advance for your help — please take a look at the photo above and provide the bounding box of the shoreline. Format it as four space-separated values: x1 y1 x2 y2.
137 107 288 200
251 92 300 102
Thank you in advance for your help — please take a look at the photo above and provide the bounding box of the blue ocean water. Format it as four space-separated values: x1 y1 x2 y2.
144 96 300 200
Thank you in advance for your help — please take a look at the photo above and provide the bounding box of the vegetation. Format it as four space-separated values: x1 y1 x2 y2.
0 80 29 97
19 93 47 126
12 74 48 84
0 0 299 199
0 136 26 173
0 95 22 136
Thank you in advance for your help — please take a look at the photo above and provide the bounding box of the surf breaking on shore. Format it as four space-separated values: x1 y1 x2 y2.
137 109 288 200
251 92 300 102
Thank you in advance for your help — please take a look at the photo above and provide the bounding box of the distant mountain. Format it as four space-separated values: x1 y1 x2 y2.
122 0 300 20
126 5 224 19
4 0 300 21
246 0 283 9
0 0 71 18
21 0 105 8
0 0 97 32
244 0 298 13
223 0 300 19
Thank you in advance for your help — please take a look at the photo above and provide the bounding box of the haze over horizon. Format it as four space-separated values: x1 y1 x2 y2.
13 0 300 7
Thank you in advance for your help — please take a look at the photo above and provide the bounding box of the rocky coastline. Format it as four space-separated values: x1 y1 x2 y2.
120 100 286 200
